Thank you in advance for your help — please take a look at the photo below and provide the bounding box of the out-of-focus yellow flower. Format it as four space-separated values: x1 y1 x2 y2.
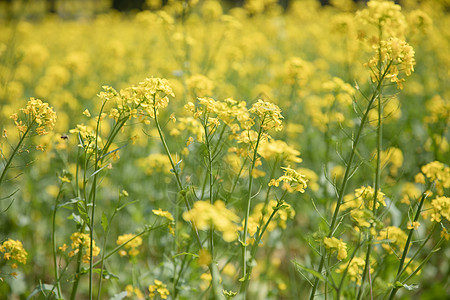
336 257 374 285
116 234 143 257
152 208 174 221
0 239 28 266
377 226 407 253
400 182 421 205
183 200 240 242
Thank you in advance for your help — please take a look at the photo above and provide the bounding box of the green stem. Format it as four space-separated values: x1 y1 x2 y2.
88 100 108 300
153 106 202 248
357 57 385 300
0 120 34 188
241 124 264 288
51 184 63 299
309 61 392 299
387 187 431 300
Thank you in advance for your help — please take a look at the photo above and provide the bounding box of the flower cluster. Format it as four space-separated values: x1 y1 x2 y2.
0 239 28 269
356 0 407 42
148 279 170 299
67 232 100 263
377 226 407 254
258 139 302 163
269 166 308 193
415 161 450 196
323 237 347 260
10 98 57 135
104 77 174 122
430 196 450 223
117 234 143 257
367 37 415 89
69 124 101 153
249 99 284 131
182 200 240 242
244 200 295 238
354 186 386 210
336 257 374 285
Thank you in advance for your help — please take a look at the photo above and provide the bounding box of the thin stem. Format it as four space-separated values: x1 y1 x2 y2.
51 183 63 299
357 50 385 300
241 124 264 287
88 100 108 300
309 61 392 299
387 187 431 300
153 106 202 248
0 120 34 188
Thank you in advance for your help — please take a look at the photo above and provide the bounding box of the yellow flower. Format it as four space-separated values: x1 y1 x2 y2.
377 226 407 253
68 232 100 263
269 166 308 193
116 234 143 257
83 109 91 117
152 208 174 221
14 98 57 135
336 257 374 285
407 221 420 230
198 249 212 266
430 196 450 223
400 182 421 205
0 239 28 265
148 279 170 299
354 186 386 209
249 99 284 131
182 200 240 242
323 237 347 260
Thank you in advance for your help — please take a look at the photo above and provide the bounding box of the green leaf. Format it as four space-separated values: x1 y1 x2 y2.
58 197 82 209
101 212 108 232
77 202 90 224
26 283 59 300
403 284 419 291
292 260 325 282
110 291 128 300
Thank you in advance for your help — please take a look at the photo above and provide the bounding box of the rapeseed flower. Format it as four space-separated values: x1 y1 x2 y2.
182 200 239 242
67 232 100 263
323 237 348 260
148 279 170 299
0 239 28 267
268 166 308 193
116 234 143 257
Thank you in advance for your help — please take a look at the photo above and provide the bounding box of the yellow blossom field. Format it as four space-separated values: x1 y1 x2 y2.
0 0 449 299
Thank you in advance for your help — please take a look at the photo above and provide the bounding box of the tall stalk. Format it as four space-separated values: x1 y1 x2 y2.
309 62 392 299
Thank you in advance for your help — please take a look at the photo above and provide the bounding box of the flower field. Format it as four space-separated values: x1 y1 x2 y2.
0 0 449 299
